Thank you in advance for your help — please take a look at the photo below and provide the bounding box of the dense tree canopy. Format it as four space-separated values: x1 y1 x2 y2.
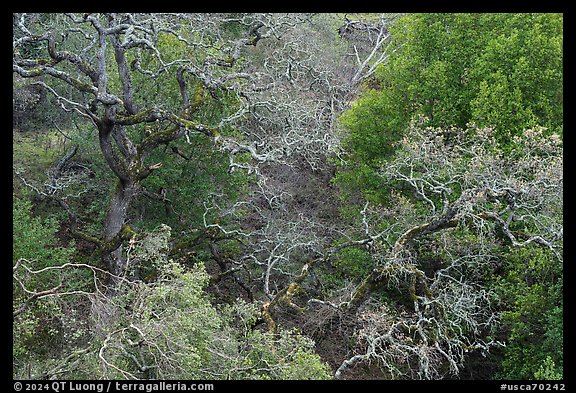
13 12 562 381
338 13 563 203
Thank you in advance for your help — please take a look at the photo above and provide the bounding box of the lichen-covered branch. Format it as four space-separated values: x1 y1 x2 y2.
331 123 562 379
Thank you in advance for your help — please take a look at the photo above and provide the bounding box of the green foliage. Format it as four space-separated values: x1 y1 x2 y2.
388 13 563 136
534 356 563 380
137 133 248 234
13 196 75 273
13 196 81 378
122 230 331 380
333 247 373 279
13 131 66 197
491 246 563 380
236 329 332 380
98 262 330 379
207 299 332 380
471 72 537 146
469 14 563 141
339 89 408 166
31 226 332 380
13 120 113 239
337 13 563 202
129 261 222 379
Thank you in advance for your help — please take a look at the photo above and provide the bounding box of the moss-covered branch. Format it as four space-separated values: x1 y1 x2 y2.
100 224 138 254
70 229 103 247
346 216 459 313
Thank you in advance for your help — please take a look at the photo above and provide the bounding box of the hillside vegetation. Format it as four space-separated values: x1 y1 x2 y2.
13 13 562 381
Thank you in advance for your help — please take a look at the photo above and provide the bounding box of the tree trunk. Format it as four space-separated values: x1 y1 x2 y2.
102 179 135 291
95 118 138 292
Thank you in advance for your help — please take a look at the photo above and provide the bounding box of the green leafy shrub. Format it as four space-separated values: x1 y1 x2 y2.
337 13 563 203
13 196 79 378
70 226 332 380
491 246 563 380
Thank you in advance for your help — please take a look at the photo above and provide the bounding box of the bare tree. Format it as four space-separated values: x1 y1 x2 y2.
13 11 401 288
244 120 562 379
338 13 403 85
13 13 319 288
330 122 563 379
